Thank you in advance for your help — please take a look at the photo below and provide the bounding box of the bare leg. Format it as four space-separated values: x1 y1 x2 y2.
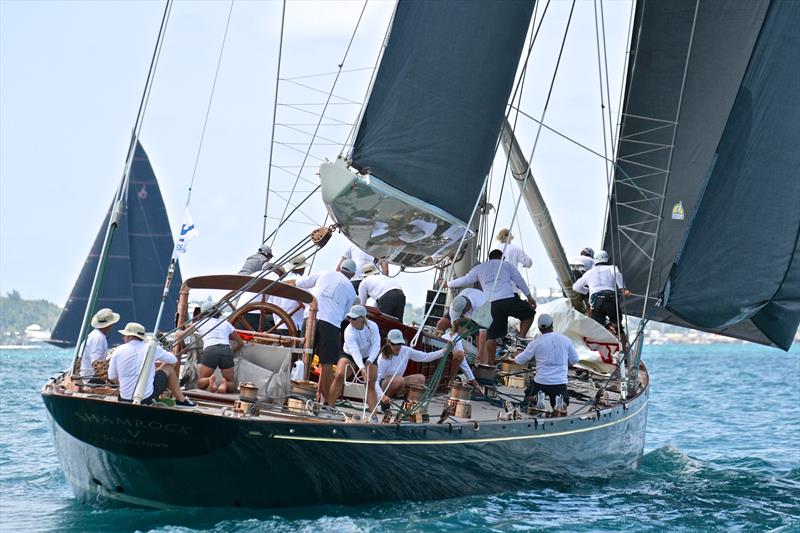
159 364 187 402
364 364 378 413
382 376 407 402
327 358 354 406
519 318 533 337
318 364 334 405
448 351 466 382
219 368 235 393
197 365 214 390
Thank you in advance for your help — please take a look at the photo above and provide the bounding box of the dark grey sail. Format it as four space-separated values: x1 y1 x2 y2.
603 0 800 348
49 143 182 347
321 0 534 267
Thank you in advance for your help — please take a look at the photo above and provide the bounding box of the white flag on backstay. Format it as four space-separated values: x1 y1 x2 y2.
173 208 200 257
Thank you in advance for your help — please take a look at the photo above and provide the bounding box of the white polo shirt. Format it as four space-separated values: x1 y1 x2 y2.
448 259 531 301
343 319 381 369
358 274 402 304
573 264 625 297
449 288 488 323
109 339 177 400
342 245 377 281
499 242 533 269
80 328 109 376
568 255 594 271
197 317 235 348
513 331 578 385
375 345 447 399
297 270 357 327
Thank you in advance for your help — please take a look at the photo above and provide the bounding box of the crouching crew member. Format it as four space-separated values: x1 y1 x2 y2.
196 301 243 393
511 314 578 409
435 287 488 334
358 263 406 322
375 329 454 407
328 305 381 412
109 322 196 407
442 320 484 394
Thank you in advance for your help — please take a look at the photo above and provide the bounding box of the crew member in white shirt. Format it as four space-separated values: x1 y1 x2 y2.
375 329 453 407
328 305 381 412
496 228 533 269
358 263 406 321
447 249 536 364
196 301 243 393
442 320 484 394
80 308 120 379
297 259 358 404
511 314 578 409
108 322 196 406
572 250 631 331
568 247 595 278
339 244 387 292
435 287 488 333
269 254 309 335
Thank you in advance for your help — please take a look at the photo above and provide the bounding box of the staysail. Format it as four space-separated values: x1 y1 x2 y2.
49 143 182 347
320 0 534 267
604 0 800 349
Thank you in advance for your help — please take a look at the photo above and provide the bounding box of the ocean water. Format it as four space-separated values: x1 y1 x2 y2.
1 344 798 532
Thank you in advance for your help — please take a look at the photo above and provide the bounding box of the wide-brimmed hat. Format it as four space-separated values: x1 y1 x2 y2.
361 263 380 276
118 322 147 340
91 308 120 329
288 254 310 270
387 329 406 345
497 228 513 243
346 305 367 319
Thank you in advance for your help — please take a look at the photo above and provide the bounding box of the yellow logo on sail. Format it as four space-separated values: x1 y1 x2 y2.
672 201 685 220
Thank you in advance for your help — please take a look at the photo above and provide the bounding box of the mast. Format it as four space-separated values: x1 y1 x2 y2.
499 119 585 312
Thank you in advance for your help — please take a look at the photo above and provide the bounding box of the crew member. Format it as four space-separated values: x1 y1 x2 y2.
339 244 387 292
297 259 358 404
434 287 488 333
442 319 484 394
447 249 536 364
238 243 275 275
573 250 631 336
269 254 309 335
375 329 454 407
80 307 120 378
511 314 578 409
496 228 533 269
568 247 595 280
358 263 406 322
108 322 196 407
328 305 381 414
196 301 243 393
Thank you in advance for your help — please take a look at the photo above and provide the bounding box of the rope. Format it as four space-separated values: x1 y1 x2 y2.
270 0 369 246
261 0 286 241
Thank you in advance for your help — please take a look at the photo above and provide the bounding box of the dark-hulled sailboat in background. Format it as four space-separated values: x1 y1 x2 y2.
41 0 799 509
48 142 182 348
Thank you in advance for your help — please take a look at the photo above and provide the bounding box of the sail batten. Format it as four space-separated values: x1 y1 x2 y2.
49 143 182 347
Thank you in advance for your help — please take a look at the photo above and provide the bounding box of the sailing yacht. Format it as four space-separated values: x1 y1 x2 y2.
41 0 799 509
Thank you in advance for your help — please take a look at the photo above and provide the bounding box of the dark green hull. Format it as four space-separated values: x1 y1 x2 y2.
42 388 648 508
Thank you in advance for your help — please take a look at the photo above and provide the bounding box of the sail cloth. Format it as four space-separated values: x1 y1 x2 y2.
49 143 182 347
663 1 800 350
350 0 535 224
604 0 800 349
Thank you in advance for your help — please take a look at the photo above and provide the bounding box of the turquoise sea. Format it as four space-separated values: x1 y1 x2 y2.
1 344 798 532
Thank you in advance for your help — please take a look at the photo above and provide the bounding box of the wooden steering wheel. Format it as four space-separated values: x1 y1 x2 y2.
228 301 300 337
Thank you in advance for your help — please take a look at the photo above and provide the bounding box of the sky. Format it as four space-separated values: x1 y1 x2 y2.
0 0 633 309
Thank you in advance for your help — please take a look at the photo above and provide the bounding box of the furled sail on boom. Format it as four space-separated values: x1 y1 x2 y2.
604 0 800 349
320 0 534 267
49 143 182 347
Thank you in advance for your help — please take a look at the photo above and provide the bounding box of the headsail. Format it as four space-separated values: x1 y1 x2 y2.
604 0 800 349
49 143 182 347
321 0 534 267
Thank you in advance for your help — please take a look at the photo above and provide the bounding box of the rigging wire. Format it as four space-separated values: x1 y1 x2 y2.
262 0 287 241
270 0 370 247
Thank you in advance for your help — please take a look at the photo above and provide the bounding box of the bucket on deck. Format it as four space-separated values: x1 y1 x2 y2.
448 398 472 418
